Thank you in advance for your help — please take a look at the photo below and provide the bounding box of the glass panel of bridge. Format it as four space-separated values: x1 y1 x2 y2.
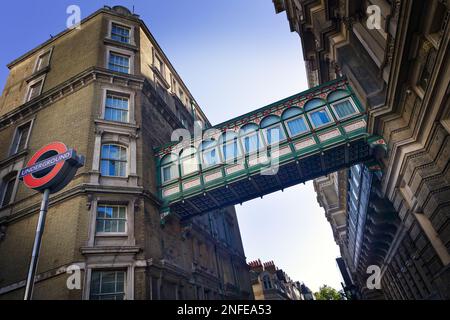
179 147 199 176
199 140 218 168
260 115 285 145
282 107 309 137
160 153 178 183
239 123 261 155
219 131 242 164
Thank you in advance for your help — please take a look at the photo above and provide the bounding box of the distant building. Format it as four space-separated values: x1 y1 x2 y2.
248 259 305 300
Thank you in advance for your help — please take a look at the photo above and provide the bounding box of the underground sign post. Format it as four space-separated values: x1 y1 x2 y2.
19 142 84 300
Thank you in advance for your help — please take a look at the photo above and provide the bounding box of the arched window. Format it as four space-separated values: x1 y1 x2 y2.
220 131 241 163
304 98 326 112
262 275 272 290
260 115 285 145
160 153 178 183
179 147 198 176
282 107 309 137
100 144 127 177
199 139 218 168
239 123 260 154
327 90 350 103
0 172 17 208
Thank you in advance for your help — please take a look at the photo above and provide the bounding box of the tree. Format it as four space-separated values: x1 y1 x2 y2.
314 285 344 300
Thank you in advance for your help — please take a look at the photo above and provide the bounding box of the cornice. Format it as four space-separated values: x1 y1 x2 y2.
0 67 145 130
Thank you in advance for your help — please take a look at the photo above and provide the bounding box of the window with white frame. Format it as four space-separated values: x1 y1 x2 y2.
10 121 31 156
100 144 127 177
105 93 129 123
26 79 43 102
108 52 130 74
96 205 127 234
308 107 333 128
111 23 131 44
331 98 358 120
35 51 51 72
90 270 126 300
0 174 17 208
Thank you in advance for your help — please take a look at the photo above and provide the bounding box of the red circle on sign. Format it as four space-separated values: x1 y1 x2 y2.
23 142 68 189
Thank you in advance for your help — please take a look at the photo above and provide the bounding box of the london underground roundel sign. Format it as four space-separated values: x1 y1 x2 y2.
19 142 85 193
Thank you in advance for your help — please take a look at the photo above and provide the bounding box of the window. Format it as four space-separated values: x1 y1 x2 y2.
180 148 198 176
111 23 130 43
263 275 272 290
0 175 16 208
35 51 51 72
261 116 285 145
286 116 308 136
26 80 43 102
160 154 178 183
105 93 129 122
221 132 241 163
90 270 125 300
200 140 218 168
100 144 127 177
154 55 164 76
10 122 31 155
308 108 332 128
96 205 126 233
108 52 130 74
331 99 358 119
240 124 260 154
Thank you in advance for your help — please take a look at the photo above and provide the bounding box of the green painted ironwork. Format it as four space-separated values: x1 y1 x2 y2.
154 78 385 222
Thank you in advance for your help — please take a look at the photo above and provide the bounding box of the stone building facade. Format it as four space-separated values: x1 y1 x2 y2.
274 0 450 299
0 5 252 300
248 259 303 300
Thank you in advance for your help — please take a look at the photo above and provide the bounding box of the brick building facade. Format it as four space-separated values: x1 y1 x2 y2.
0 5 252 300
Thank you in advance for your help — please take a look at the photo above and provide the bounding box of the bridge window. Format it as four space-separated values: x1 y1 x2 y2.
304 98 326 112
160 154 178 183
308 108 332 128
180 147 198 176
260 115 285 145
239 124 260 154
220 132 241 163
100 144 127 177
330 98 358 120
200 140 218 168
282 107 309 137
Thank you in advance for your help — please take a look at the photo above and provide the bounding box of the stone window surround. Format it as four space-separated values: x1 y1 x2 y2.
32 47 54 74
105 45 135 75
0 159 25 218
90 124 138 187
83 264 134 300
99 85 136 124
24 74 46 104
86 195 137 247
8 118 35 156
107 19 136 46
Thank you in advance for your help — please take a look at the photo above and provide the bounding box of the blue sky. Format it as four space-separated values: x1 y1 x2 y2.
0 1 343 292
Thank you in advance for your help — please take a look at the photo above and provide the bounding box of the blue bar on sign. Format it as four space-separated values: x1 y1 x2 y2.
19 150 73 179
